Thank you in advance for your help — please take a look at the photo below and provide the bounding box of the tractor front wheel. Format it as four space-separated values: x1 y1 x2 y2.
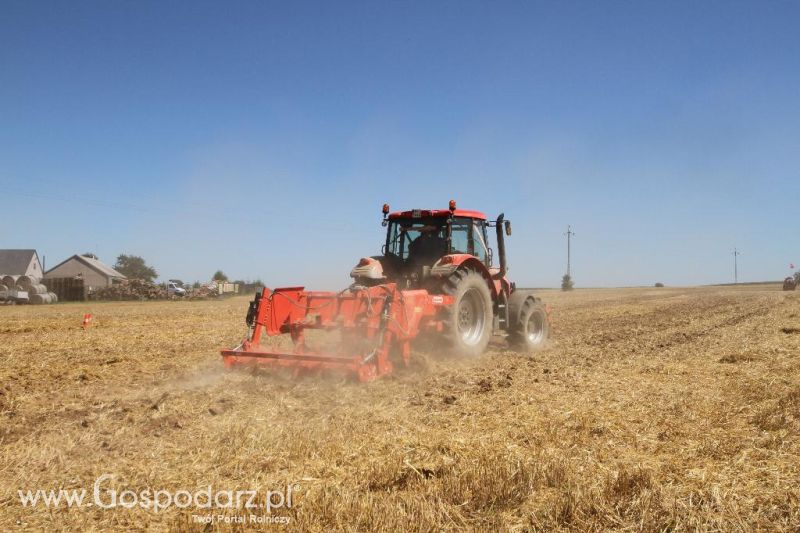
442 269 493 357
509 298 549 351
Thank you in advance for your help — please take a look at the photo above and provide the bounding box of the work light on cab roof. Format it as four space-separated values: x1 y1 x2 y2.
221 200 551 381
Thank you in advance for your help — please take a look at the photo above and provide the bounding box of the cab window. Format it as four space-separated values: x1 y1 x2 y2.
472 221 488 263
386 218 447 260
450 218 470 254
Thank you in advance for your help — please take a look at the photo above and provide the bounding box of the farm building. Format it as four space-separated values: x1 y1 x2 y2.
0 249 44 277
44 254 126 290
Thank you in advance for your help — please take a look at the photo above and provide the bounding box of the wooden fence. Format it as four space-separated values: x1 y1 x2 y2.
43 277 87 302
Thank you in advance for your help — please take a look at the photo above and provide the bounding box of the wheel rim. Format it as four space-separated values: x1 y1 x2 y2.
526 310 545 345
458 288 486 346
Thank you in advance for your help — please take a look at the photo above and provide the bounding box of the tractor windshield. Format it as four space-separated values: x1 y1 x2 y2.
386 217 448 262
385 216 486 266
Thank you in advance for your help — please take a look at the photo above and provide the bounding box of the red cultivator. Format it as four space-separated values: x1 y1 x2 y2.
222 201 551 381
221 284 453 381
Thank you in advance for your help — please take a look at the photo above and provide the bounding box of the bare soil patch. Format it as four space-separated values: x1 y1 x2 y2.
1 286 798 530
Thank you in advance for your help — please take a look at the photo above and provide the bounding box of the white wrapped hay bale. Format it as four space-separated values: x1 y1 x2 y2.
16 275 40 290
30 293 52 305
48 292 58 303
2 275 19 288
29 283 48 295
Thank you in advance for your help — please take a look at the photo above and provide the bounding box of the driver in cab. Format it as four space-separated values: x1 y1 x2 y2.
408 226 447 266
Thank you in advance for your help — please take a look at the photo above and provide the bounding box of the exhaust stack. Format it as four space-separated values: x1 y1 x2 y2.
495 213 507 277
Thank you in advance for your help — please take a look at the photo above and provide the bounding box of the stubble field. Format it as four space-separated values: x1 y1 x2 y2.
1 285 799 531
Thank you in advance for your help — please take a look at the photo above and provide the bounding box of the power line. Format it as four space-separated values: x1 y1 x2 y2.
732 247 740 284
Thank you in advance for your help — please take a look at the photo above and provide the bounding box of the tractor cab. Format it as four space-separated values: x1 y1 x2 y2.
386 209 490 265
386 206 490 286
349 201 511 290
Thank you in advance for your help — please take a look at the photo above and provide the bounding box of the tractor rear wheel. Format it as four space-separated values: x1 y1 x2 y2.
509 298 549 351
442 269 493 356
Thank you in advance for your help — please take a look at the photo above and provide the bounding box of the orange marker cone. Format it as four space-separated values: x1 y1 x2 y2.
82 313 93 330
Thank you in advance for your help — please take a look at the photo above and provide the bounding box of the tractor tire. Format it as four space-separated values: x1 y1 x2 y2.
509 297 549 351
442 269 493 357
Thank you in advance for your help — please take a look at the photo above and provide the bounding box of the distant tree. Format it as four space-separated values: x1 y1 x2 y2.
212 270 228 282
795 271 800 285
253 278 264 288
655 282 665 287
82 252 98 259
561 274 574 291
192 281 201 289
114 254 157 282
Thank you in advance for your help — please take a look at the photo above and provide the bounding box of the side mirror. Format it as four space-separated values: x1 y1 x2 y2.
504 220 512 236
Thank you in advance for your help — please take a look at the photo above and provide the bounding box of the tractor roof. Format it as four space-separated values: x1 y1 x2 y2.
388 209 487 221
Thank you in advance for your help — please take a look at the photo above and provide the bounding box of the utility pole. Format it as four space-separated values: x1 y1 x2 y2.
732 248 740 284
565 225 575 276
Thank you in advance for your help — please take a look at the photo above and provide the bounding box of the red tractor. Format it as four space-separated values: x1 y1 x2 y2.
222 201 550 381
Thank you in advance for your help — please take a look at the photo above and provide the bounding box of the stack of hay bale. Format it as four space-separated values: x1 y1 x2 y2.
22 275 59 304
0 274 20 303
0 274 58 304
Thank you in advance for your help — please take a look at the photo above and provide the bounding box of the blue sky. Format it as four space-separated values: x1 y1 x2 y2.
1 1 798 288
